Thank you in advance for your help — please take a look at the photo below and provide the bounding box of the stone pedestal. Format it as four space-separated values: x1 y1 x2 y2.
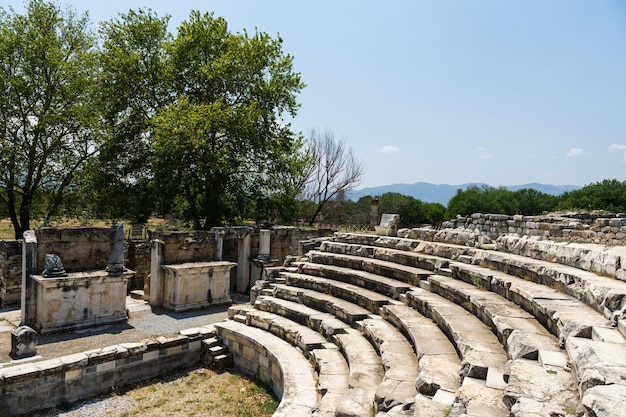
161 261 235 312
10 326 37 359
32 270 133 334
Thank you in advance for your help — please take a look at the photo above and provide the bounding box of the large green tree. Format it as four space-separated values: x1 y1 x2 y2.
151 11 306 228
86 8 172 222
0 0 97 238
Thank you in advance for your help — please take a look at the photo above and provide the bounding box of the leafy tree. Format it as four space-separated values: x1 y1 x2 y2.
514 188 558 215
302 129 365 225
559 179 626 212
86 8 172 223
0 0 97 238
151 12 306 229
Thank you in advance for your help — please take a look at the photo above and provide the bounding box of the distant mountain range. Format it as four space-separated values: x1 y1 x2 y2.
347 182 581 206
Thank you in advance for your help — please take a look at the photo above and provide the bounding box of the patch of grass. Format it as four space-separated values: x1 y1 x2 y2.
443 405 452 416
471 275 486 290
34 367 277 417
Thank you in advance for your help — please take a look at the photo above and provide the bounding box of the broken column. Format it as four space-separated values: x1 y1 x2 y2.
21 230 37 328
106 222 125 276
150 239 165 306
213 228 225 261
236 228 252 293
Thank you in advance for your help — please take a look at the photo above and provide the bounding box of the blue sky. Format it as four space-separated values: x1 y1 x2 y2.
6 0 626 188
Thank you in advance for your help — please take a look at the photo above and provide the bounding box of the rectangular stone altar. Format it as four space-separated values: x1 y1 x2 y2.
161 261 235 312
32 270 133 334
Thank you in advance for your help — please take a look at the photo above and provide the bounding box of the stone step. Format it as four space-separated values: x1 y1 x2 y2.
357 317 419 411
379 303 461 396
427 274 562 360
333 328 385 417
214 319 320 416
228 304 328 355
449 261 611 346
278 273 392 316
207 344 229 357
308 250 431 287
300 258 415 298
129 289 144 300
210 353 233 371
404 287 509 381
259 288 414 414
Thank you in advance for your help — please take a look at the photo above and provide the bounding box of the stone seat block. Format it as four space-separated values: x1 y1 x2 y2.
310 347 351 416
456 376 509 417
566 336 626 395
254 295 351 336
427 274 561 360
228 304 328 355
333 328 385 417
357 317 419 411
214 320 319 416
405 287 509 380
503 358 578 412
280 272 391 315
307 250 431 287
300 257 416 297
379 303 461 395
449 262 611 345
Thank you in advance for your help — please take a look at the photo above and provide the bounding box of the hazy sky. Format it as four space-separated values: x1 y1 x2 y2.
6 1 626 188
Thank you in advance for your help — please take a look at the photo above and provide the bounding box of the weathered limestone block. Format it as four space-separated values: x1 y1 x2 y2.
566 336 626 394
10 326 37 359
161 261 235 312
582 383 626 417
455 376 509 417
503 359 578 410
510 397 572 417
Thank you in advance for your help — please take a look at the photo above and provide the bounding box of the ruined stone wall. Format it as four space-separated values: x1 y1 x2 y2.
0 226 335 306
148 230 217 265
440 213 626 246
0 240 21 308
35 227 109 273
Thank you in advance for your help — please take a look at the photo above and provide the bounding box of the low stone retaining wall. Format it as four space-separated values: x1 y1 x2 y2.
0 329 214 416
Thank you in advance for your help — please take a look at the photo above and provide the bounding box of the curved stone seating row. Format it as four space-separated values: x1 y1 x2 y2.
246 294 385 416
252 286 461 415
307 250 431 287
274 271 512 416
259 288 463 414
331 232 626 327
214 319 319 417
425 274 579 411
448 261 611 345
227 304 350 417
326 232 626 417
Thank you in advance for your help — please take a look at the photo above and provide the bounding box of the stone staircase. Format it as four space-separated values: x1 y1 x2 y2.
213 232 626 417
